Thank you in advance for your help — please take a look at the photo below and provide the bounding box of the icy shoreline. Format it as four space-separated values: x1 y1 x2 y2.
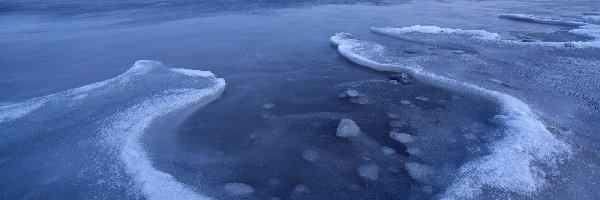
331 30 571 199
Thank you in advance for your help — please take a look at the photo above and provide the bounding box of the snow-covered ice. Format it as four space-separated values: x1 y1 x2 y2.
2 1 599 199
331 29 572 199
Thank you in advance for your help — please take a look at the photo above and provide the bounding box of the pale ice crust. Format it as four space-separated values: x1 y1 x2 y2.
331 32 571 199
1 60 225 200
371 21 600 48
101 61 225 200
371 25 501 40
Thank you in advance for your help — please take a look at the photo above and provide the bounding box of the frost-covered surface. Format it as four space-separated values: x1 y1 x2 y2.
0 61 225 199
331 29 572 199
2 1 600 199
372 25 501 40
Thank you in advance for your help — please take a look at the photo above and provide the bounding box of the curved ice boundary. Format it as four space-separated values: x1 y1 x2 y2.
101 61 224 200
330 33 571 199
498 14 588 27
498 14 600 47
0 60 224 200
372 22 600 48
0 60 169 124
371 25 501 40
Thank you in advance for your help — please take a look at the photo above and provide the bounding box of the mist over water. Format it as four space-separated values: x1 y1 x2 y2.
1 0 599 199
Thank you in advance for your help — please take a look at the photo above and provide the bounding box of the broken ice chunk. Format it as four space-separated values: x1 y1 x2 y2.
262 103 276 109
338 89 360 98
336 119 361 138
382 146 396 155
390 131 413 143
350 97 370 105
225 183 254 196
407 147 421 156
387 112 400 119
358 164 379 181
292 184 310 194
415 96 430 102
388 120 405 128
404 162 435 184
302 150 319 162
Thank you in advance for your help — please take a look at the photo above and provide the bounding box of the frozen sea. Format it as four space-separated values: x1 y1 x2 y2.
1 0 599 199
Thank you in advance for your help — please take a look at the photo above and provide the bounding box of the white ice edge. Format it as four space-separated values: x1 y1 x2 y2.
371 22 600 48
170 68 216 78
371 25 502 40
498 14 588 27
106 85 224 200
1 60 225 200
330 33 571 199
0 60 162 124
0 101 46 124
100 62 225 200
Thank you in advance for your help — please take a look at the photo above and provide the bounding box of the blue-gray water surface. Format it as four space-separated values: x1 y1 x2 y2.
1 0 599 199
